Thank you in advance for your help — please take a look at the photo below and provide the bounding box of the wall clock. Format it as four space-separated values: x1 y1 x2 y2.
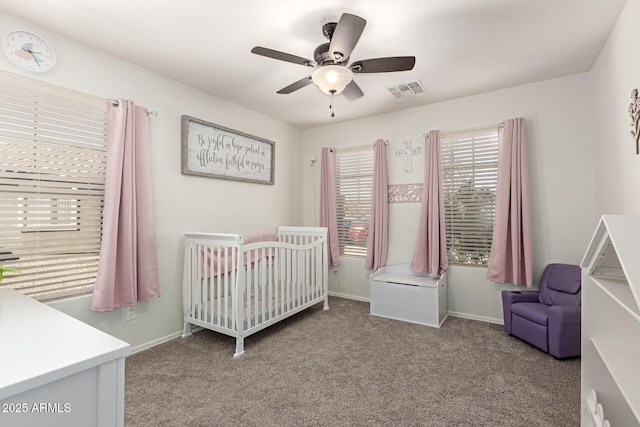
3 30 56 73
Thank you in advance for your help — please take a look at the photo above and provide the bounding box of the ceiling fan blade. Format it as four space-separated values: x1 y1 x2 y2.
276 76 313 94
342 81 364 101
351 56 416 73
329 13 366 63
251 46 314 67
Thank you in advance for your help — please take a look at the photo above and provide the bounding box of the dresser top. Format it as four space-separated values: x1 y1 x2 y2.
0 288 130 400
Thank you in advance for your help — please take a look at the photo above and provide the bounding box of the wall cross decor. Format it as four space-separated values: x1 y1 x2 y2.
630 88 640 155
395 140 421 173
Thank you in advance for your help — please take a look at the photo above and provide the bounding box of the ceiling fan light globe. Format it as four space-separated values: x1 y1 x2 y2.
312 65 353 95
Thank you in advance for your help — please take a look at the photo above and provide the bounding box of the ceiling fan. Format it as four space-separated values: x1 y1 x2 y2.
251 13 416 117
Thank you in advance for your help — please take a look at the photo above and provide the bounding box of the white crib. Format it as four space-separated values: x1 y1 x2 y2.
182 226 329 357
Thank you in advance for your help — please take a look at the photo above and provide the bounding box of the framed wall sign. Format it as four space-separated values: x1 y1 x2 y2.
181 115 275 184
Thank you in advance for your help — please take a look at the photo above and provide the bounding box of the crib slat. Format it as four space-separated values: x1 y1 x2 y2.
260 250 266 323
316 240 321 299
281 247 286 312
303 247 308 303
279 247 285 313
316 244 320 299
246 250 251 328
206 247 212 323
267 246 273 321
235 245 243 334
256 248 261 325
196 245 203 320
295 247 300 307
186 245 192 318
287 247 293 312
245 255 251 329
296 248 301 309
273 249 282 316
253 249 258 326
308 243 313 301
215 247 221 326
292 248 297 308
300 247 304 304
310 244 315 301
253 248 259 328
224 247 236 329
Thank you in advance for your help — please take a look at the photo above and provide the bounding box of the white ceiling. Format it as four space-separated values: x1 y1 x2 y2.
0 0 628 129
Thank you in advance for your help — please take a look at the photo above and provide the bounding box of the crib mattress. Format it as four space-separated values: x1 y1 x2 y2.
191 282 323 331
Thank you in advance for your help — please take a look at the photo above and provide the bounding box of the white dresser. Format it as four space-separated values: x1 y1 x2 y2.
0 288 130 427
370 264 447 328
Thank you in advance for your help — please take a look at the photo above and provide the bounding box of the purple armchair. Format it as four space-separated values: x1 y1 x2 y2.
501 263 581 359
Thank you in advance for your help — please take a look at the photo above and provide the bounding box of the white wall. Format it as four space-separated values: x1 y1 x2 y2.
302 73 595 323
591 0 640 218
0 6 606 346
0 14 304 351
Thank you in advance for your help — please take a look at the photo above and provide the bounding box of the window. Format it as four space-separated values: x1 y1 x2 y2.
441 128 499 266
0 72 108 300
335 146 374 257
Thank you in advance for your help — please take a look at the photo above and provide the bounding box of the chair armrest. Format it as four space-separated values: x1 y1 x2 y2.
548 305 581 325
501 290 539 334
502 290 539 305
548 305 581 358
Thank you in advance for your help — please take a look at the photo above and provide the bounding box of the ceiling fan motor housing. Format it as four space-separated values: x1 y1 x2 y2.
314 42 348 65
322 22 337 40
317 22 349 65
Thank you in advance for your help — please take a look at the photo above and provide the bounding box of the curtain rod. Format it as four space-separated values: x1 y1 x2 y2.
110 99 158 117
427 123 504 138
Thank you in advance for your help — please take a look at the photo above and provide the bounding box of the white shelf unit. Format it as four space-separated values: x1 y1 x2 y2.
581 215 640 426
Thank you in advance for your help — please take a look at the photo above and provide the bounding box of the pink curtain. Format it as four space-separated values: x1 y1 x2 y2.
91 99 161 312
320 147 340 266
487 118 533 287
410 131 448 276
365 139 388 270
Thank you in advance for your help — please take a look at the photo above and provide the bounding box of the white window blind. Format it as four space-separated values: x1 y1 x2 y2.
441 128 499 266
335 146 374 257
0 72 108 300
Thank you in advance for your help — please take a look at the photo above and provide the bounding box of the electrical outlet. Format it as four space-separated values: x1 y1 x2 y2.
125 306 136 321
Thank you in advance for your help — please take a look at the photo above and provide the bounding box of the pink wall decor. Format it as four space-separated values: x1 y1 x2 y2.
388 183 423 203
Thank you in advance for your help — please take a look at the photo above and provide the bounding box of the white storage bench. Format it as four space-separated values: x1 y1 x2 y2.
370 264 447 328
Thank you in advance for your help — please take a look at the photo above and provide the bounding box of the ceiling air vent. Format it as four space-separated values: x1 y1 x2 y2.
386 80 425 98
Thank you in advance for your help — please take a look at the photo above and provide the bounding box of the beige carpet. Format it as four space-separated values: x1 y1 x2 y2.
125 296 580 426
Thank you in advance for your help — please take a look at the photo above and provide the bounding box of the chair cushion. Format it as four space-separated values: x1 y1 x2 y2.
510 302 549 326
546 264 581 293
539 264 581 306
512 314 549 352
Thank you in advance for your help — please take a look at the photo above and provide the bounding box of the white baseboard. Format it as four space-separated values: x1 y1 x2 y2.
328 291 370 303
329 293 503 326
447 311 503 325
129 331 183 355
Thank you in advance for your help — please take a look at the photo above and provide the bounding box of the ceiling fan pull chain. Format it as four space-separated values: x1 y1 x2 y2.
330 90 336 118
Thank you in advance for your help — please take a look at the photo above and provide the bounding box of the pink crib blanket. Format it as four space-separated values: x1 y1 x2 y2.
199 233 278 279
